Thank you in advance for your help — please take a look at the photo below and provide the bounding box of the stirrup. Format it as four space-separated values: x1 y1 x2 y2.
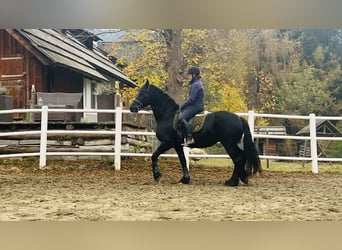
182 137 195 147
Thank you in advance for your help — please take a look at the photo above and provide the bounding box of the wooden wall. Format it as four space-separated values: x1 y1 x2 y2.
51 67 83 93
0 30 45 112
1 30 84 116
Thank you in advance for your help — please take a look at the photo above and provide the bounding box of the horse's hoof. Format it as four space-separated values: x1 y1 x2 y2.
240 176 249 185
224 179 239 186
180 176 190 184
153 172 162 182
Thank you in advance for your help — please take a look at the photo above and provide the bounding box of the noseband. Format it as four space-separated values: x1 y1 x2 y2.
132 88 149 110
132 99 144 110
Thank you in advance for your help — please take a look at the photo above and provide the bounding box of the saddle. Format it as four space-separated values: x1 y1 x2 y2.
173 111 210 133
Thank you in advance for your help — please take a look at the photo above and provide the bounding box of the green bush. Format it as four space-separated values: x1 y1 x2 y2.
326 141 342 158
326 121 342 157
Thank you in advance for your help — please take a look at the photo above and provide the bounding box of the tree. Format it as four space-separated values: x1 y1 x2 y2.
111 29 185 104
182 29 252 112
250 29 302 113
275 61 335 115
112 29 252 112
162 29 184 105
110 29 168 103
287 29 342 114
252 29 341 117
110 29 341 118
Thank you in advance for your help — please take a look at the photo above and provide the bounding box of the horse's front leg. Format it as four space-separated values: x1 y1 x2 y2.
151 141 172 182
174 145 190 184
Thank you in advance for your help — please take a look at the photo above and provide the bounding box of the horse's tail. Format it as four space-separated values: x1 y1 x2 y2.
241 118 262 176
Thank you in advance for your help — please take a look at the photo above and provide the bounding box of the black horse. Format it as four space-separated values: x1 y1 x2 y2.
130 80 261 186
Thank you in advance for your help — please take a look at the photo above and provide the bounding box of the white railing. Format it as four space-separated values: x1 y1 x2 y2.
0 107 341 173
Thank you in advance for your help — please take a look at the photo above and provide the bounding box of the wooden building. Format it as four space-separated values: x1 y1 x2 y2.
296 119 341 158
0 29 136 121
254 126 293 156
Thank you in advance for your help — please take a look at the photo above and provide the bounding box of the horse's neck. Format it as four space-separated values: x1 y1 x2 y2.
150 88 178 123
151 99 177 122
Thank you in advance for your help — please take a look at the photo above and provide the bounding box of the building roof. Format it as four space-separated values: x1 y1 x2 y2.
296 119 341 136
11 29 136 87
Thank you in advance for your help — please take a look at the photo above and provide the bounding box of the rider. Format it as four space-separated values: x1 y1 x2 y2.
179 66 205 146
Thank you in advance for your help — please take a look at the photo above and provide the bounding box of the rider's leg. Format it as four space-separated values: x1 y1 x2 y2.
179 119 194 146
179 108 202 146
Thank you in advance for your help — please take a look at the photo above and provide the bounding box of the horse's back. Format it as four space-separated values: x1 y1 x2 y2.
211 110 244 139
192 110 243 147
211 110 243 125
212 110 240 118
198 110 241 122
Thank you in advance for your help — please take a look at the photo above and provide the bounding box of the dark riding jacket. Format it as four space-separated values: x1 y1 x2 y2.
180 76 204 121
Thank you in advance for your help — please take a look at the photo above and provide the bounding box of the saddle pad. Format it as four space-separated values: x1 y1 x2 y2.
191 111 210 133
173 111 210 133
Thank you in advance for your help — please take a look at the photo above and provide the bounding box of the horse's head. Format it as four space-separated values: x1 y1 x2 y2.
130 80 151 113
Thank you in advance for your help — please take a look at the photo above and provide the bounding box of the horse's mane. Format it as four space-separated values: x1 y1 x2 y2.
149 85 179 116
149 84 179 119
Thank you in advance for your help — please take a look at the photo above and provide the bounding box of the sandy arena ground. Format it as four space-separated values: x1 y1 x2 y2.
0 158 341 221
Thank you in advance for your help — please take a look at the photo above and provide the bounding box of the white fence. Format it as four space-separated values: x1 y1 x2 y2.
0 107 341 173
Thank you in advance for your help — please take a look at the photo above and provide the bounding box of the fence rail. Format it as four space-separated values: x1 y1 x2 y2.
0 106 341 173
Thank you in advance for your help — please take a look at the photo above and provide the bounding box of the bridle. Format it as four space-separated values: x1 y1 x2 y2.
132 87 149 110
132 98 144 110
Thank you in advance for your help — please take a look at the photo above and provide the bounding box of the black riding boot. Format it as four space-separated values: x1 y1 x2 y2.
180 119 194 146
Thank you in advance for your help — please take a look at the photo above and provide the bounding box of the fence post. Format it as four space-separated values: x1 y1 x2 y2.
247 110 255 140
114 106 122 170
309 113 318 173
39 105 48 169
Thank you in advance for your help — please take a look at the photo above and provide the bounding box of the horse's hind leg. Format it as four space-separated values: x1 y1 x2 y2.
239 164 249 184
223 144 246 186
174 144 190 184
151 141 172 182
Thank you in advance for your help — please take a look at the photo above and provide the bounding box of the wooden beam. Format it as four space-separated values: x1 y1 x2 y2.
0 56 24 60
5 29 51 66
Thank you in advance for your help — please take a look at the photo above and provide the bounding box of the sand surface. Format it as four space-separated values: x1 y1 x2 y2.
0 158 341 221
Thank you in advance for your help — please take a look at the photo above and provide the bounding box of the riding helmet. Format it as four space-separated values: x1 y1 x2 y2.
187 66 200 76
